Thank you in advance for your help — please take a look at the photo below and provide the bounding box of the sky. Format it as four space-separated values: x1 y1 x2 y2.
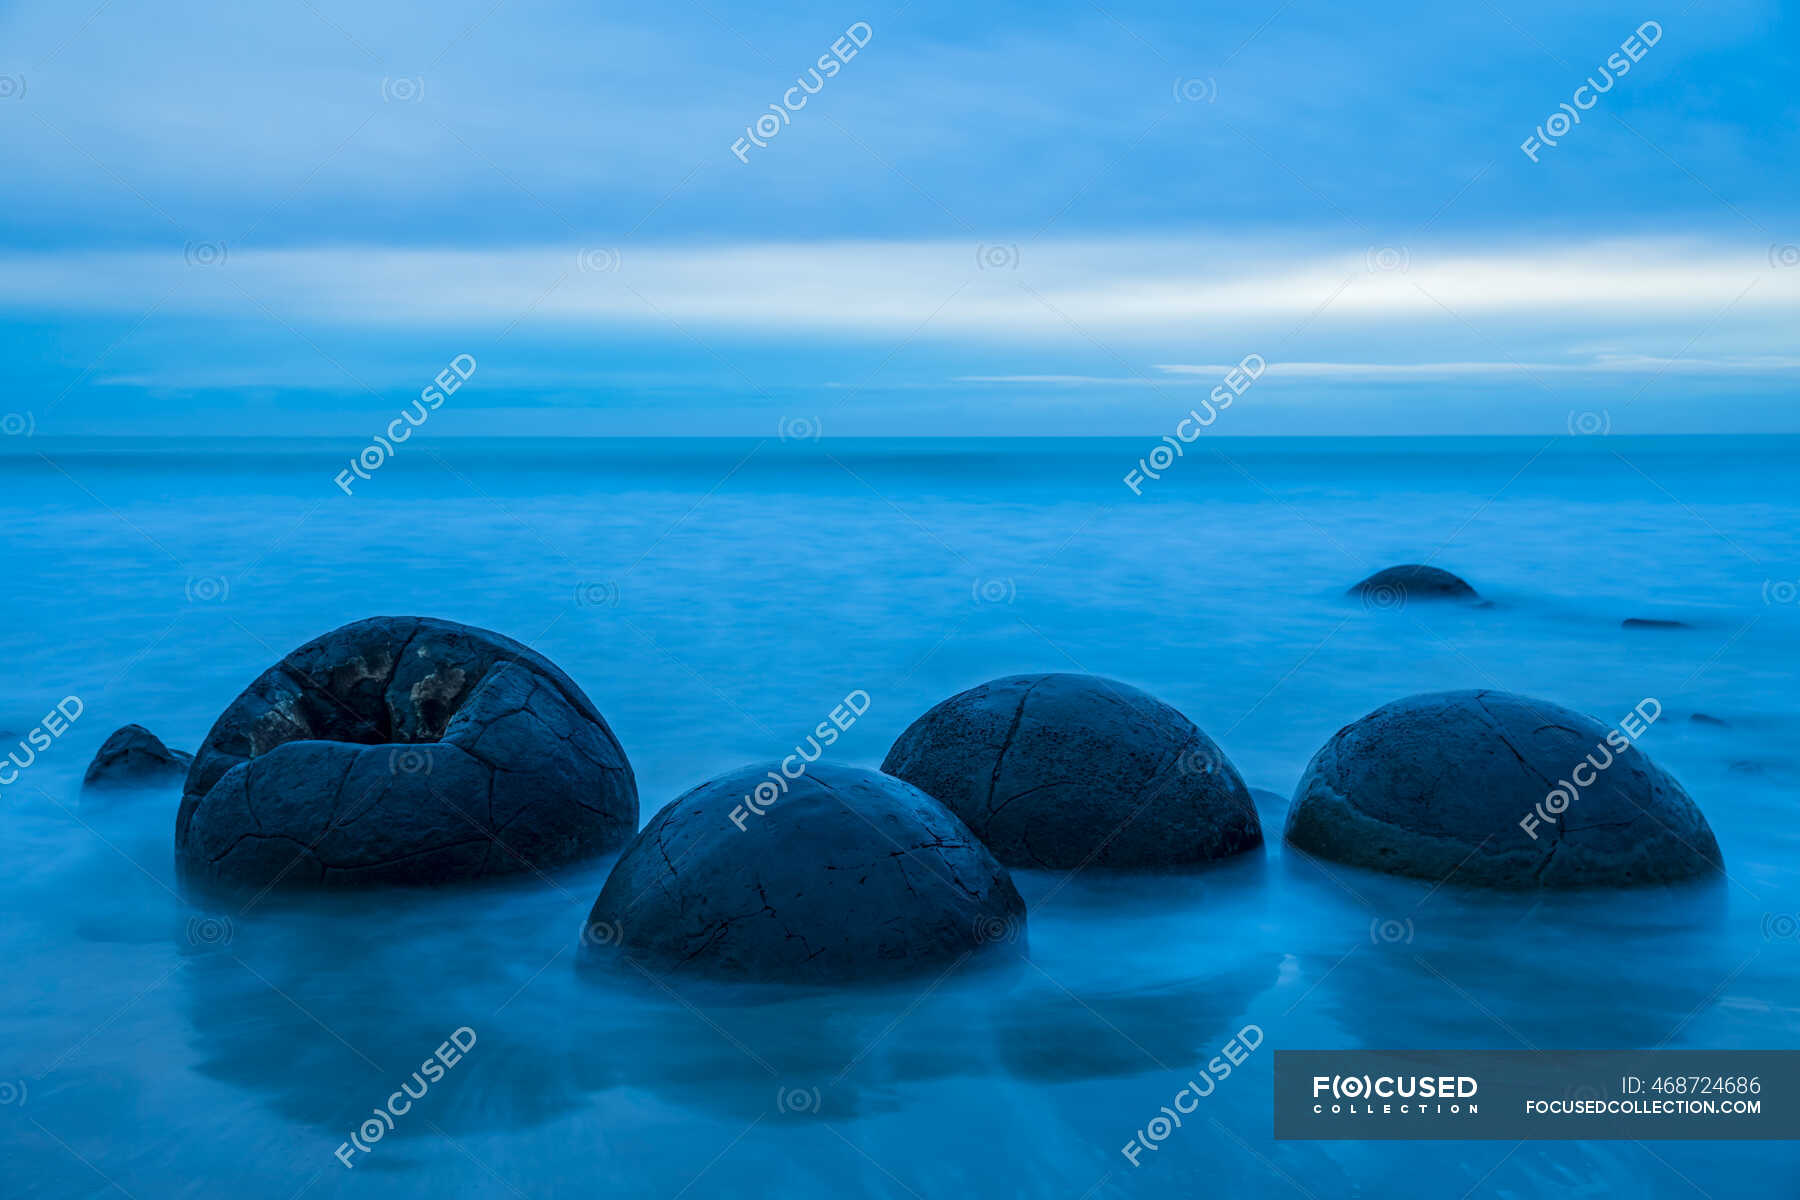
1 0 1795 436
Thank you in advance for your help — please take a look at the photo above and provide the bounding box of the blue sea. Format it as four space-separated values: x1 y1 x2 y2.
3 435 1797 1198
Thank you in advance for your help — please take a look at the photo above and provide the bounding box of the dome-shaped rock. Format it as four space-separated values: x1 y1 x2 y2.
176 616 636 888
1284 689 1720 888
585 763 1023 982
881 673 1261 869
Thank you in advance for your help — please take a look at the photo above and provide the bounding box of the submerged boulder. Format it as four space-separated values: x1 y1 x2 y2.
880 673 1261 869
176 616 636 888
84 724 192 789
1284 690 1721 888
1348 565 1478 603
585 763 1024 982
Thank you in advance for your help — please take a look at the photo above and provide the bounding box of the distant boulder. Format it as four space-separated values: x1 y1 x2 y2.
882 673 1261 869
1285 690 1721 888
585 763 1024 982
176 616 636 888
84 725 192 790
1622 618 1690 630
1348 565 1478 604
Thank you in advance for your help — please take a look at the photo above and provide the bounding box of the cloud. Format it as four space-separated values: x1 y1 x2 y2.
1 237 1794 350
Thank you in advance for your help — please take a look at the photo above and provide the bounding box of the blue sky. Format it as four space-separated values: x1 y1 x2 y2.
1 0 1794 435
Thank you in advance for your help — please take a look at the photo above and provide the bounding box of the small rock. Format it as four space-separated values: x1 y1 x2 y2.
1348 565 1478 603
1623 618 1690 630
84 725 193 789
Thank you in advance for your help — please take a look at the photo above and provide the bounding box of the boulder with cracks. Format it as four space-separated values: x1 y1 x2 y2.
880 673 1262 869
1284 689 1722 888
176 616 636 888
585 763 1025 982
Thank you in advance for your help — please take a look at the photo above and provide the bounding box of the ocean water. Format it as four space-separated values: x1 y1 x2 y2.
2 435 1797 1198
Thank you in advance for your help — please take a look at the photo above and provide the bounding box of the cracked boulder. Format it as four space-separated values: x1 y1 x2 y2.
880 673 1262 869
84 724 193 790
1348 564 1478 602
585 763 1025 982
1284 690 1722 888
176 616 636 888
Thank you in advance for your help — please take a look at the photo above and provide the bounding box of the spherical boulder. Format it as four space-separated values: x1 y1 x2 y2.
176 616 636 888
880 673 1261 869
585 763 1024 982
84 724 192 790
1284 689 1721 888
1349 564 1478 603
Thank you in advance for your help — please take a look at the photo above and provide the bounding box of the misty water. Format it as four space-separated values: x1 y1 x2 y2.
3 436 1797 1197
